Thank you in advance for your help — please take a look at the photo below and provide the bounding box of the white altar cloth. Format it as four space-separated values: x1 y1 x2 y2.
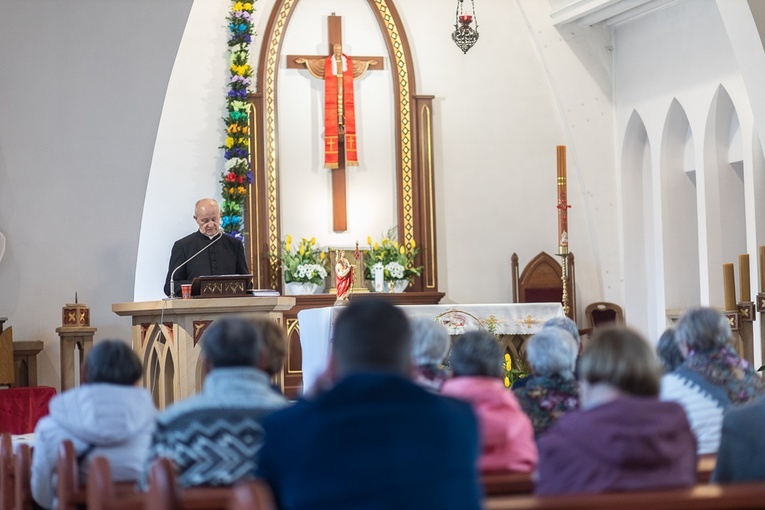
297 302 564 394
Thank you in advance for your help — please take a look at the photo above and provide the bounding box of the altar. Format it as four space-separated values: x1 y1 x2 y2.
298 302 564 394
113 296 295 410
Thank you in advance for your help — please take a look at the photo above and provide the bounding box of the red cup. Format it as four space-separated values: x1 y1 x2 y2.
181 284 192 299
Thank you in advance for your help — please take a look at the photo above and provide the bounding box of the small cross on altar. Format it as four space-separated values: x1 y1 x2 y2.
287 14 384 232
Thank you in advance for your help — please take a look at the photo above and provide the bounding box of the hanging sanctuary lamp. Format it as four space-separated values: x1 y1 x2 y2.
452 0 479 54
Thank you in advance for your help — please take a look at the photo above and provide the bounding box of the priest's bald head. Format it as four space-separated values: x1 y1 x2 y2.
194 198 221 237
331 299 412 378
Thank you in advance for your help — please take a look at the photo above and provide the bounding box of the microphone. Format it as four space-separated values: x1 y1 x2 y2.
169 230 224 298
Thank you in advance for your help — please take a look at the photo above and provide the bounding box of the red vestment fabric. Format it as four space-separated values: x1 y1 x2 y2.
324 54 358 168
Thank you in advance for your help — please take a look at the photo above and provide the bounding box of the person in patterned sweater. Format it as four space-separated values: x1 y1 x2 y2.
141 317 288 487
513 327 580 438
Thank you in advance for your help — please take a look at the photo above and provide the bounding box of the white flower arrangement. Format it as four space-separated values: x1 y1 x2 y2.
294 263 328 281
384 261 405 280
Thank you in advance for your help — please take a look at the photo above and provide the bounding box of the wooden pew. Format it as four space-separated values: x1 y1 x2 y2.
0 433 14 510
228 481 276 510
485 482 765 510
697 453 717 483
57 440 86 510
482 471 534 496
86 457 144 510
89 457 236 510
481 454 717 497
147 458 235 510
13 444 32 510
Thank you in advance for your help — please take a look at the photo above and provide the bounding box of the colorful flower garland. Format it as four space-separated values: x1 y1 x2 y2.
220 1 256 241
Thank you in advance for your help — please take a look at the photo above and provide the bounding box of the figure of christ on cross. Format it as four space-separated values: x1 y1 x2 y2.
287 14 384 232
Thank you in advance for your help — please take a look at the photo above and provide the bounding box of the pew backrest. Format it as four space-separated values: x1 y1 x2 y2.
482 471 534 496
57 440 85 510
87 457 143 510
228 481 276 510
1 433 14 510
147 458 234 510
13 444 32 510
485 482 765 510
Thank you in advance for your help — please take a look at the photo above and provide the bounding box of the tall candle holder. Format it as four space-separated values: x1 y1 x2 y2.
559 253 570 318
556 145 571 317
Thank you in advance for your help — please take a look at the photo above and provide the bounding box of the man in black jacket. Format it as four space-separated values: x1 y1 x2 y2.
163 198 248 296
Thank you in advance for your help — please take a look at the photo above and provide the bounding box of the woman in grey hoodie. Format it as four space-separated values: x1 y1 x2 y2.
31 340 156 509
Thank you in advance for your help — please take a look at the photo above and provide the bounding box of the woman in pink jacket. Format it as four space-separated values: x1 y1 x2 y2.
441 331 537 472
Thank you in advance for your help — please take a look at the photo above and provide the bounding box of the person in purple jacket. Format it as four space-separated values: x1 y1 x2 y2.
535 325 697 495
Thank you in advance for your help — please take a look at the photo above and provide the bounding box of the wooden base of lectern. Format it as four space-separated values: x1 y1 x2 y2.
113 296 295 410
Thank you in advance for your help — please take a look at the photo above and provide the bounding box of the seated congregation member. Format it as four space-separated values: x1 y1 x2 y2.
712 396 765 483
257 300 482 510
512 316 580 389
656 327 684 373
513 327 579 437
441 331 537 473
143 317 288 488
660 307 764 454
32 340 155 509
535 326 697 495
410 317 451 391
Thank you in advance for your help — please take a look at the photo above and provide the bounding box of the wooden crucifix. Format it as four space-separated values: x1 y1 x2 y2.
287 14 384 232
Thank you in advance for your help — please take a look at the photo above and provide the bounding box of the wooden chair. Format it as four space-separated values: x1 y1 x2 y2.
511 252 576 320
13 444 32 510
228 481 276 510
1 433 14 510
57 440 87 510
584 302 624 330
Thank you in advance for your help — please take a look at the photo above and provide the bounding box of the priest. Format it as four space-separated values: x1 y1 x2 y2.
163 198 249 297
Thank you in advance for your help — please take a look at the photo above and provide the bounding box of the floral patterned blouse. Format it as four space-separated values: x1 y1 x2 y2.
513 374 579 438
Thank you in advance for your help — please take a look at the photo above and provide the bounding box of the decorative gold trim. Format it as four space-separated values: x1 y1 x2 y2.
248 102 261 286
373 0 414 247
286 317 300 337
263 0 297 288
422 104 436 289
285 318 301 374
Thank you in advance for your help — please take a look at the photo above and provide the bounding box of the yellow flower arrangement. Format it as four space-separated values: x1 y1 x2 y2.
363 227 422 282
280 235 329 285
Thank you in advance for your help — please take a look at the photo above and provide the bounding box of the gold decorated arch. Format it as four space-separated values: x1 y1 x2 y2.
246 0 438 292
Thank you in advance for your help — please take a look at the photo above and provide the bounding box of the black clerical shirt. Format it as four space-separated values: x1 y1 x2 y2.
163 231 249 296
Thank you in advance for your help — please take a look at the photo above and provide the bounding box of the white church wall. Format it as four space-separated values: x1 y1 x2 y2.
134 0 233 301
614 0 762 341
620 112 653 335
660 100 701 312
0 0 191 389
703 86 746 306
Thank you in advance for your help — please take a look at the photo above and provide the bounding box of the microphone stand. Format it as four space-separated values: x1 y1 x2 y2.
169 231 224 298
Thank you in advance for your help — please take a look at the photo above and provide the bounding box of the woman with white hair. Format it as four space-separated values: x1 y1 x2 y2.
660 307 765 454
513 327 579 437
410 317 451 391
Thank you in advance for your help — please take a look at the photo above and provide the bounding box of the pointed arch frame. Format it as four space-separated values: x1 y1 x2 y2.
246 0 438 293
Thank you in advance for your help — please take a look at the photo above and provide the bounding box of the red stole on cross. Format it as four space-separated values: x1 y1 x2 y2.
324 53 358 169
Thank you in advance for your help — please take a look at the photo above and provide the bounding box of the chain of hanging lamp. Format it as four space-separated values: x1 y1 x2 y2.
452 0 479 54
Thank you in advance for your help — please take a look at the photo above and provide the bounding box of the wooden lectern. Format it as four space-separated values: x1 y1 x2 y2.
113 296 295 410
